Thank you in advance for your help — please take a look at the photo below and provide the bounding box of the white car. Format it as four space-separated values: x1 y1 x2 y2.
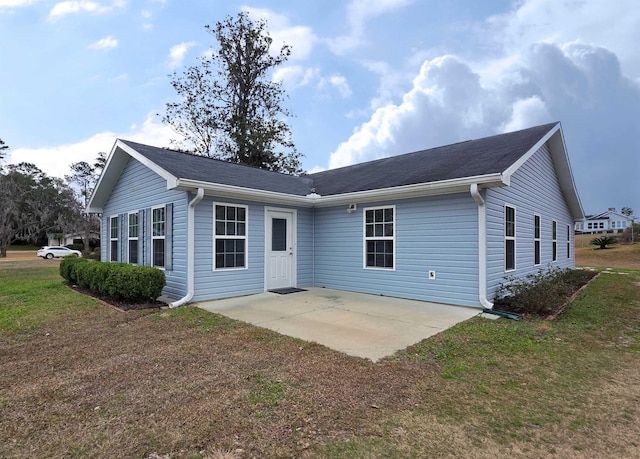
37 246 82 259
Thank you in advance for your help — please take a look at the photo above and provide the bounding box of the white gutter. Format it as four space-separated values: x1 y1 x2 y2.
173 174 506 209
170 187 205 308
470 183 493 309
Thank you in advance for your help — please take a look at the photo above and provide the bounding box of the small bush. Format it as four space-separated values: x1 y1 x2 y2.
63 260 166 303
494 267 597 317
59 257 90 283
590 236 617 249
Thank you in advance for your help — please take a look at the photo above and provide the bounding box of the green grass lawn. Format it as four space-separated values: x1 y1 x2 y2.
1 262 639 458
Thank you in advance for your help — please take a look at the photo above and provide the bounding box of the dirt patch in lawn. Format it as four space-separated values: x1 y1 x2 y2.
575 234 640 270
0 304 430 458
2 299 640 458
0 250 61 268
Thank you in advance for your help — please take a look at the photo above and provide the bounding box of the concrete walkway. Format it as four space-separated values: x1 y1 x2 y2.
196 288 479 361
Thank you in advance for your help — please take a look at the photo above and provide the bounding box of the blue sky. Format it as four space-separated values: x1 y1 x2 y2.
1 0 639 217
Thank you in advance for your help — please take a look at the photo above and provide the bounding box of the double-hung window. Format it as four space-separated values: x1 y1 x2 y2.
109 215 119 262
505 205 516 271
364 206 395 269
566 225 571 259
152 206 166 268
534 215 541 266
128 212 139 264
214 204 247 269
552 220 557 262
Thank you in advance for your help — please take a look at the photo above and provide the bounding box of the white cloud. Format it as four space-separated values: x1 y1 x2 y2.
328 41 640 213
167 41 195 69
48 0 125 21
307 165 326 174
273 65 319 90
0 0 36 7
500 96 550 133
486 0 640 79
243 6 317 61
327 0 413 55
87 35 118 50
7 114 176 179
322 75 352 99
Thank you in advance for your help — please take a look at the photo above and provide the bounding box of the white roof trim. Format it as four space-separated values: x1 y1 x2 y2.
174 179 311 206
87 139 178 212
116 140 177 183
500 122 584 221
89 127 584 219
501 122 560 185
173 174 505 207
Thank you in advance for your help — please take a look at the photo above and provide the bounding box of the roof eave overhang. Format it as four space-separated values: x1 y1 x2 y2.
311 174 505 207
174 174 505 208
87 139 178 213
173 179 312 206
500 122 584 221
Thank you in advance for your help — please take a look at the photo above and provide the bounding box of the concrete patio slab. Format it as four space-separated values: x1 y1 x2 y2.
196 287 480 361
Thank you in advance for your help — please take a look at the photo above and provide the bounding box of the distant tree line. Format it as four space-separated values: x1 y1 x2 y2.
0 138 105 257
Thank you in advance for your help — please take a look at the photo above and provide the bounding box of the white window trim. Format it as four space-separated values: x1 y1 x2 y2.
363 205 396 271
566 224 571 259
152 205 166 269
504 204 516 272
552 219 558 262
213 202 249 271
534 214 541 267
109 215 118 262
127 211 139 264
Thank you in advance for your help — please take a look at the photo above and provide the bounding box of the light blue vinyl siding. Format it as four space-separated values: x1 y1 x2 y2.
485 144 575 300
296 206 314 287
191 200 314 301
101 158 188 299
192 197 264 301
313 194 479 307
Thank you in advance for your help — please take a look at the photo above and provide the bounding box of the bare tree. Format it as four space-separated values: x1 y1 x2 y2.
65 154 105 253
0 138 8 160
163 12 302 174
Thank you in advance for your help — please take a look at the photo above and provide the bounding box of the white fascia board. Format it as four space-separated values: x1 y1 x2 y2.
547 129 584 221
311 174 505 207
500 123 584 221
115 140 177 184
501 122 560 186
174 179 312 206
87 140 179 213
176 174 505 207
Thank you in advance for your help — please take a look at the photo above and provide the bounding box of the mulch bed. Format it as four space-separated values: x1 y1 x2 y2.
66 283 165 312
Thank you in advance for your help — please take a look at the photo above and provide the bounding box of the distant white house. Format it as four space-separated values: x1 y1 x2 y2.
46 232 101 247
575 208 634 234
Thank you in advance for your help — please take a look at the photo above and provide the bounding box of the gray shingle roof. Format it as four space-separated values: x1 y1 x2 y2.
310 123 558 195
122 122 558 196
120 140 314 196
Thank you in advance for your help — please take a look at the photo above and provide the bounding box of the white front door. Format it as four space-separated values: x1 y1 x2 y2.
265 209 295 290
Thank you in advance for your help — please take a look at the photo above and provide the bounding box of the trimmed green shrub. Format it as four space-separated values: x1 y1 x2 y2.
65 260 166 303
59 256 90 283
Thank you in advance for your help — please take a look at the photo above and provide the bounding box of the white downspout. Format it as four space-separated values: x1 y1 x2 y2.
170 187 205 308
470 184 494 309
